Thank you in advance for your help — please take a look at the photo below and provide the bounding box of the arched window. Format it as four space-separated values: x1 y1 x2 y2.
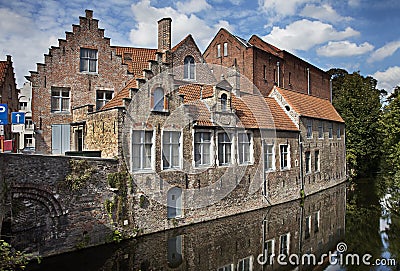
220 93 227 111
153 87 164 111
167 187 182 218
184 56 195 80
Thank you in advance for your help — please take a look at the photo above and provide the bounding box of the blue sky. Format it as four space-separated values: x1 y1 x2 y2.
1 0 400 93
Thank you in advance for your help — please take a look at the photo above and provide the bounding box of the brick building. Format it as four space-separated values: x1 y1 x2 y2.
0 55 19 151
204 28 332 99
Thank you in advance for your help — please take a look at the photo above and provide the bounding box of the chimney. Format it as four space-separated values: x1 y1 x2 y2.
158 18 172 52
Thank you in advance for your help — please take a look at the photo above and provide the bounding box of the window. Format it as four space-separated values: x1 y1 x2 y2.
218 264 233 271
24 134 33 148
163 131 181 169
194 131 212 167
337 126 341 139
280 144 289 170
184 56 195 80
19 102 28 111
80 48 97 73
238 256 253 271
305 216 311 239
264 239 275 265
220 93 227 111
307 120 313 138
263 65 267 80
25 118 33 130
238 132 251 164
217 44 221 58
288 72 292 85
153 87 165 111
264 144 274 171
167 188 182 219
318 121 324 139
305 151 311 174
96 90 113 110
223 42 228 56
51 87 70 112
279 233 290 256
8 84 12 99
329 123 333 139
314 211 320 233
315 150 320 171
132 130 153 170
218 132 232 166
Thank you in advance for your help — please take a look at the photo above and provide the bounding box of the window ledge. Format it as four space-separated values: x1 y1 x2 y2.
280 167 291 171
151 109 169 114
51 111 71 114
80 71 98 75
131 169 155 174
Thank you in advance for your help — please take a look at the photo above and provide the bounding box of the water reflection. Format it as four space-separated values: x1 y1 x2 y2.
27 184 346 271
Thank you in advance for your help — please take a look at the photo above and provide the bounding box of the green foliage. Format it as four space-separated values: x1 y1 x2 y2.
112 230 122 243
328 69 383 177
104 199 115 220
0 240 29 271
65 159 95 191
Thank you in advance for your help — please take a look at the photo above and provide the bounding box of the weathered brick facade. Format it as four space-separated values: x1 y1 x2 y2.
0 55 19 146
29 10 134 154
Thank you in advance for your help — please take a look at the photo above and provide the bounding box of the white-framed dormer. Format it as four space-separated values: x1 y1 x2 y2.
192 128 214 168
161 128 183 171
130 128 156 173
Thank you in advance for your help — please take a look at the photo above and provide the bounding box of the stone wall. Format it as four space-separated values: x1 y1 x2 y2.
0 153 120 257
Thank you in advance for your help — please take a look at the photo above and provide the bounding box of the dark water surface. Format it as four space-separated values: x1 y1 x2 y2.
27 180 399 271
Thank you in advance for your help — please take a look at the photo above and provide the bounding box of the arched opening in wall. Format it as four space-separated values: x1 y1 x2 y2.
167 235 183 268
184 56 195 80
153 87 164 111
167 187 182 218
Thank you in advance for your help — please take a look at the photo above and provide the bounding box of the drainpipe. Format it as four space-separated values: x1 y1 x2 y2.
299 133 304 191
277 62 280 87
307 68 310 95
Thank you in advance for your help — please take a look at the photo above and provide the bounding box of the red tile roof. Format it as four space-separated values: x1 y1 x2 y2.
114 47 157 78
275 87 344 122
248 35 282 57
101 79 137 110
178 84 214 102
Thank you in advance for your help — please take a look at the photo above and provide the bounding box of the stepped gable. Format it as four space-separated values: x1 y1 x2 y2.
0 61 8 85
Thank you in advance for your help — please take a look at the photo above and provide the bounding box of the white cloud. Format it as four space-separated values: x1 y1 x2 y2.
262 19 359 52
348 0 361 7
176 0 211 14
129 0 232 50
300 4 353 23
258 0 313 17
372 66 400 92
368 40 400 63
317 41 374 57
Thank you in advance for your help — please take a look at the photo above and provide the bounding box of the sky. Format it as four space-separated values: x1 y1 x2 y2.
1 0 400 93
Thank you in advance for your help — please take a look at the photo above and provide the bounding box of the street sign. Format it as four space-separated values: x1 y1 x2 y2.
0 104 8 125
12 124 24 133
11 112 25 124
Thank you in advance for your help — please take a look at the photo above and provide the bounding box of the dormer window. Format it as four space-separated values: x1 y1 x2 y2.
184 56 195 80
153 87 164 111
220 93 227 111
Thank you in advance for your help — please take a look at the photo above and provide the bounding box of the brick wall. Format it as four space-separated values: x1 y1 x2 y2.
30 10 133 154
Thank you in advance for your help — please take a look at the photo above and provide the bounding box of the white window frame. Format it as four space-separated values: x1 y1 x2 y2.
264 239 275 265
237 256 253 271
51 87 70 113
314 211 320 233
131 129 155 172
80 48 98 73
279 144 290 170
183 55 195 80
217 131 233 166
161 130 182 170
223 42 228 56
305 216 311 239
217 43 221 58
193 130 213 168
96 89 114 110
237 131 253 165
306 119 313 139
279 233 290 256
217 264 234 271
318 121 324 139
264 143 275 172
305 151 311 174
329 123 333 139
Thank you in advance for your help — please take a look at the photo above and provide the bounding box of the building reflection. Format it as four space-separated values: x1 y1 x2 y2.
27 183 346 271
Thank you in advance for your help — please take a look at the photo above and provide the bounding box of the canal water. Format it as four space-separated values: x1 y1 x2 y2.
27 179 399 271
